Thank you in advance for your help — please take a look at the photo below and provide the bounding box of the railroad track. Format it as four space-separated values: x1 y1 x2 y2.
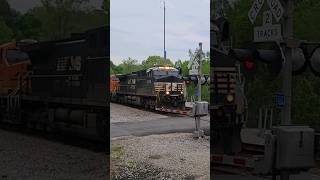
111 101 191 117
212 142 264 175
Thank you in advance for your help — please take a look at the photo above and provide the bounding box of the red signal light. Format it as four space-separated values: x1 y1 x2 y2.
243 58 254 71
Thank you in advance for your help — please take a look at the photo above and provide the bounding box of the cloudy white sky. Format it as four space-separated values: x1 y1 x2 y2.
111 0 210 65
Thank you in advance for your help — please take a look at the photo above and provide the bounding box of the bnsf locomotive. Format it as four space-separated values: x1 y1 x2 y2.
0 42 31 95
0 27 109 141
111 66 187 114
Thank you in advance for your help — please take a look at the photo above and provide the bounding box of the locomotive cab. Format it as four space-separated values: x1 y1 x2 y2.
148 66 185 109
0 42 31 95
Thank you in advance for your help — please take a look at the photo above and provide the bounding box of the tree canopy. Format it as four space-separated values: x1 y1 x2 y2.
0 0 108 43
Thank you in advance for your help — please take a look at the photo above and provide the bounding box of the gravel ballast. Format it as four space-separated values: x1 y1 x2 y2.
0 129 108 180
112 133 210 179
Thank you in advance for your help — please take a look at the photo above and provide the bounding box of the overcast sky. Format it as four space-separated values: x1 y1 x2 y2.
111 0 210 65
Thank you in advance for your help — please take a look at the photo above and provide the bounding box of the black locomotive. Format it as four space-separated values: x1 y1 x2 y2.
111 66 187 114
0 27 109 141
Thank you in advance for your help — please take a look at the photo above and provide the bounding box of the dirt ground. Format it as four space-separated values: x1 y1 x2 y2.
0 129 108 180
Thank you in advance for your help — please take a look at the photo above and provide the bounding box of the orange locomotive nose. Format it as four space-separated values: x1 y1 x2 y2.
0 42 31 95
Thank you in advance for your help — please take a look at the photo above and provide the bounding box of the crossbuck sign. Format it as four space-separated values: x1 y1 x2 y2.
248 0 284 42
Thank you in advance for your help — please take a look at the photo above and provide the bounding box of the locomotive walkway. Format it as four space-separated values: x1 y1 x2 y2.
111 116 210 138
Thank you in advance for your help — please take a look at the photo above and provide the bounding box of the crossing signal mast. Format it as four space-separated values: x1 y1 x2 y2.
212 0 320 179
163 0 166 61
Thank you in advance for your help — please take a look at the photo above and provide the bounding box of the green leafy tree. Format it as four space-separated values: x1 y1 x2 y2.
0 18 13 43
0 0 11 23
15 11 42 39
175 60 189 76
118 57 142 74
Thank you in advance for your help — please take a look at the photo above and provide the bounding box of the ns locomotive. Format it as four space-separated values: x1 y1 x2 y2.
111 66 187 114
0 26 109 141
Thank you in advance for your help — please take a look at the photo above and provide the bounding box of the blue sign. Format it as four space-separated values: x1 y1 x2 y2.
195 90 199 97
275 93 285 108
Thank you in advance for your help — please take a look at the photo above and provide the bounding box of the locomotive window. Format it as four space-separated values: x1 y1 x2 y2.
153 70 167 76
168 71 179 77
6 49 29 65
153 70 179 77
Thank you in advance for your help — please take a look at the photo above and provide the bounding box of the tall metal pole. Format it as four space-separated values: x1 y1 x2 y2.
280 1 294 180
164 0 166 61
281 0 294 126
198 42 203 101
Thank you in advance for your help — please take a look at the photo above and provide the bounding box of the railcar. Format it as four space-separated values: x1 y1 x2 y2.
112 66 187 114
0 26 109 141
0 42 31 95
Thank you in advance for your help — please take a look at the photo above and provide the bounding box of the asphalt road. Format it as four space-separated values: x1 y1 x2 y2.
111 116 210 138
110 102 210 138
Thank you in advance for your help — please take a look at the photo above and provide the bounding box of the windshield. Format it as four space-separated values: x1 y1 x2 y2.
153 70 179 77
6 49 29 65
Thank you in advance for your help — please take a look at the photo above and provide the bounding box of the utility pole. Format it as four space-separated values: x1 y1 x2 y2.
163 0 166 61
280 1 294 179
198 42 203 101
281 0 294 126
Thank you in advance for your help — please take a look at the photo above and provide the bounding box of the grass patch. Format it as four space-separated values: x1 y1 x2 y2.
111 145 124 160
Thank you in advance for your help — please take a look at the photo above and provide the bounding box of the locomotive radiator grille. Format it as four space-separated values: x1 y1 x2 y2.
154 82 184 93
213 67 237 95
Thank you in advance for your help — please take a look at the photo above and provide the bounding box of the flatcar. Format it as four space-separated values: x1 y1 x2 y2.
0 26 109 141
111 66 187 114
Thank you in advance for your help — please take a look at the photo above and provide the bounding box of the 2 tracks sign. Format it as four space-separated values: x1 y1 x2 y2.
248 0 284 42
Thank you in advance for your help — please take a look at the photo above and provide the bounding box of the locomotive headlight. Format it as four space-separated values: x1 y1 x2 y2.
226 94 234 102
180 91 183 94
166 91 170 95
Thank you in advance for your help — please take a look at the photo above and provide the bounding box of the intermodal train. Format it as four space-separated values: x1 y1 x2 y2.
0 26 109 141
110 66 187 114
